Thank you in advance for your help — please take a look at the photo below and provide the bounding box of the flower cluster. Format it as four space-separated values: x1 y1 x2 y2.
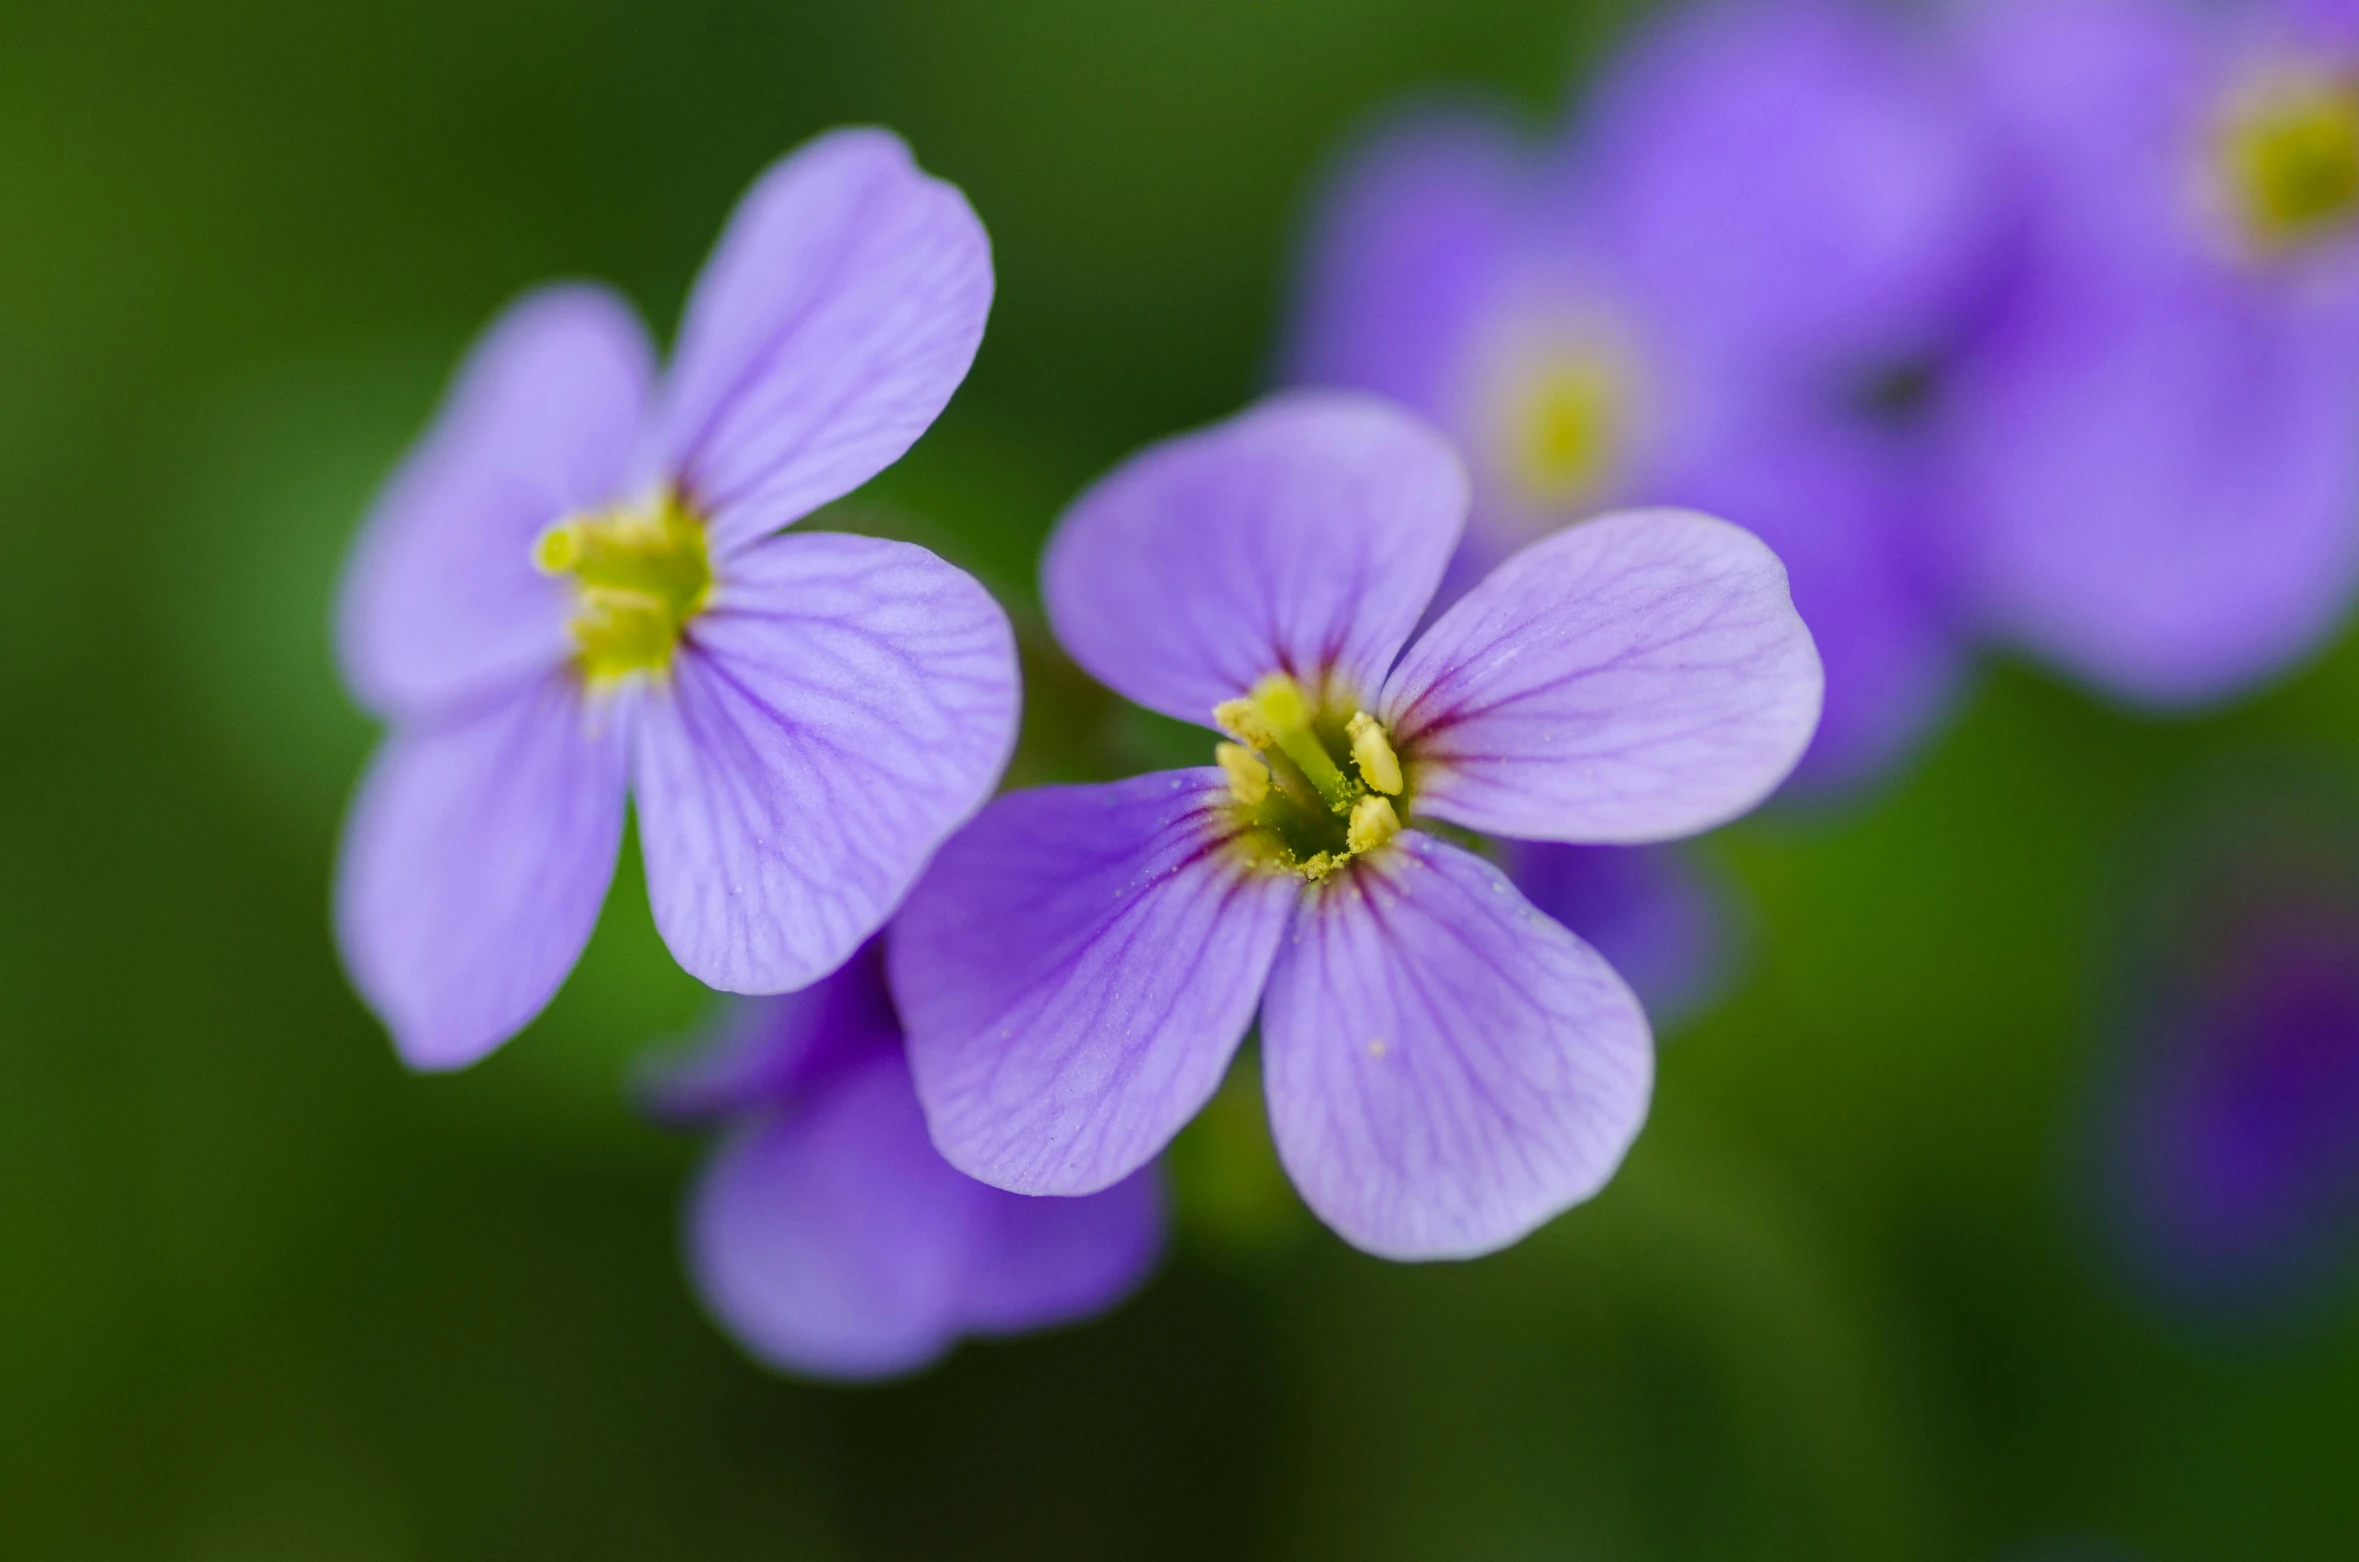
1284 0 2359 1035
329 0 2359 1384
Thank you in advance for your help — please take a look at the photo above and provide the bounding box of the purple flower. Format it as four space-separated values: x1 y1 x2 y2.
1285 0 1984 796
1937 0 2359 703
888 394 1822 1260
1501 841 1737 1029
2098 788 2359 1317
644 940 1165 1380
332 130 1018 1069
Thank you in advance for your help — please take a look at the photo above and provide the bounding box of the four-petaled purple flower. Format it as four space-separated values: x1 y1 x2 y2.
1938 0 2359 704
888 393 1822 1260
643 940 1164 1380
334 130 1018 1069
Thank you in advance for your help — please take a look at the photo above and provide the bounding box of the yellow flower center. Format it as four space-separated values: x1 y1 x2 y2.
2217 69 2359 254
1498 350 1626 509
1212 672 1405 881
531 491 714 686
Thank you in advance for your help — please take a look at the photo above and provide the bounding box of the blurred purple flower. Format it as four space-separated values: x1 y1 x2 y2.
889 394 1822 1260
1285 0 1984 798
1939 0 2359 704
1502 840 1738 1028
332 130 1018 1070
644 940 1165 1381
2100 791 2359 1316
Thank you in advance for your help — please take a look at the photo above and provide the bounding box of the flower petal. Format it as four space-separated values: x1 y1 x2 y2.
1503 841 1732 1027
687 1053 983 1380
1583 0 1994 377
1661 418 1965 793
1041 392 1468 724
1261 832 1653 1260
336 285 654 719
333 674 627 1070
638 939 902 1127
646 128 993 557
1283 108 1531 413
635 533 1017 994
1384 508 1823 844
959 1168 1168 1339
892 773 1298 1196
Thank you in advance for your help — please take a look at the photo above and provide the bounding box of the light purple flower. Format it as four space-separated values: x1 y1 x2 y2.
332 129 1019 1069
889 393 1822 1260
644 940 1165 1380
1285 0 1984 797
1937 0 2359 703
2097 789 2359 1318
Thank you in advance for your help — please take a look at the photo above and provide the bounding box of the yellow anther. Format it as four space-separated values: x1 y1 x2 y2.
1345 710 1402 795
1215 742 1270 806
1249 672 1313 736
1505 352 1624 506
1298 851 1339 883
530 491 712 686
1212 697 1277 751
2219 70 2359 253
1345 793 1401 856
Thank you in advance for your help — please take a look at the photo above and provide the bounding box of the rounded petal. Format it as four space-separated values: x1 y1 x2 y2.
638 940 901 1127
1041 392 1469 724
646 128 993 557
634 533 1018 995
1503 841 1732 1028
1943 272 2359 705
1384 508 1823 844
336 285 654 719
687 1053 984 1381
1662 421 1966 793
333 674 627 1070
1261 833 1653 1260
959 1167 1168 1339
1283 106 1531 413
1583 0 1994 376
892 773 1298 1197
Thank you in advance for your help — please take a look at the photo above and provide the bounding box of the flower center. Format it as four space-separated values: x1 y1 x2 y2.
1497 350 1626 509
2217 68 2359 255
1212 672 1405 881
532 491 714 686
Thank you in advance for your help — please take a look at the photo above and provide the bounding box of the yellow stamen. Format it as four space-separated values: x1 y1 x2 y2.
2219 70 2359 254
1215 742 1270 806
532 491 713 686
1345 710 1402 796
1345 794 1400 856
1503 352 1624 507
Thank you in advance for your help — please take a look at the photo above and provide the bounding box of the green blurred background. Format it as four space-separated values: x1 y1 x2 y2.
5 0 2358 1556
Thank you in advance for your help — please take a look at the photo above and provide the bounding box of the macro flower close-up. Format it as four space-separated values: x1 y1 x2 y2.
332 129 1018 1070
892 393 1822 1260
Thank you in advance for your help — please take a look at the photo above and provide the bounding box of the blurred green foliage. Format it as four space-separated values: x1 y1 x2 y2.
5 0 2359 1557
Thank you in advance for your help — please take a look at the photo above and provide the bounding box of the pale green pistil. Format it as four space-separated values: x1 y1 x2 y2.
1213 672 1405 881
533 493 713 686
2220 73 2359 254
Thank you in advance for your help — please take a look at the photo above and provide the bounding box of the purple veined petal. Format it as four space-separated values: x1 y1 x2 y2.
1943 265 2359 705
892 772 1299 1197
638 938 903 1127
1502 840 1733 1028
1261 832 1653 1260
1580 0 1995 378
337 285 654 720
1384 508 1824 845
958 1167 1168 1339
1659 417 1967 794
1041 392 1469 724
1283 106 1532 415
333 673 628 1070
686 1051 988 1381
634 532 1018 995
644 128 993 559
